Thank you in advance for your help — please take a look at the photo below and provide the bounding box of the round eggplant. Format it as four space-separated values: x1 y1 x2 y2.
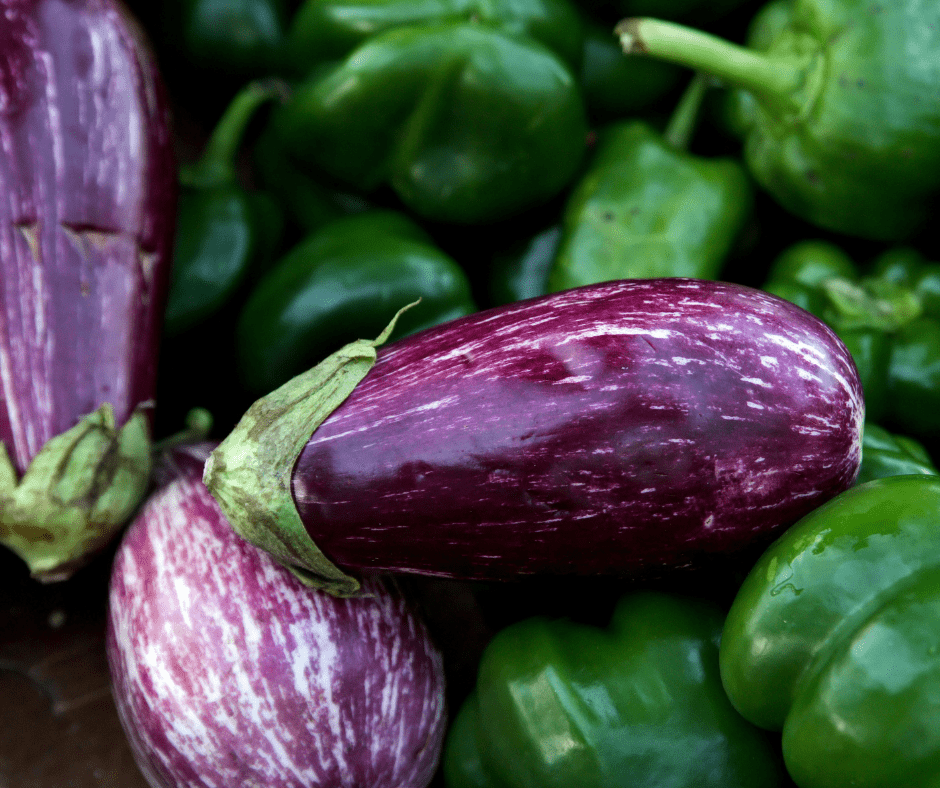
205 278 864 596
106 444 447 788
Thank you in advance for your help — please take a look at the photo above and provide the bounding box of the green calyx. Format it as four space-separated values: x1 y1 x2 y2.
203 301 419 597
0 405 152 582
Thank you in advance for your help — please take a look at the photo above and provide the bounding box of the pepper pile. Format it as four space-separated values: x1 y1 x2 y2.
3 0 940 785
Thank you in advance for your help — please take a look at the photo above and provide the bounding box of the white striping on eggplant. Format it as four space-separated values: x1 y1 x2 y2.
107 445 446 788
0 0 175 473
282 278 863 583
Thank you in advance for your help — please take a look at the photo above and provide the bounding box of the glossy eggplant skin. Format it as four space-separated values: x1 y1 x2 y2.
107 444 447 788
291 278 864 582
0 0 176 473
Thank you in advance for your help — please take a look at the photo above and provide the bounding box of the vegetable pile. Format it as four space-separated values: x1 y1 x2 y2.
3 0 940 785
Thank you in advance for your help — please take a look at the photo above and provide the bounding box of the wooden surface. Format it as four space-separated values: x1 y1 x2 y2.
0 546 149 788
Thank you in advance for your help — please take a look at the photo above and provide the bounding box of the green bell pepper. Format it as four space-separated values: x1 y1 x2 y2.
164 80 285 337
548 73 752 291
269 21 588 225
487 224 561 307
763 240 940 442
169 0 288 77
857 423 937 486
252 120 371 235
616 0 940 240
444 592 786 788
720 475 940 788
577 18 683 123
286 0 585 76
720 0 791 141
236 210 477 395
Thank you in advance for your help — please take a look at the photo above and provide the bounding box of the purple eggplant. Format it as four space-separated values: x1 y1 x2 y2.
106 444 447 788
0 0 176 580
204 279 864 596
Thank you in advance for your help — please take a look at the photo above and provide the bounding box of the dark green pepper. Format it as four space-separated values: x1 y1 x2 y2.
270 21 588 224
286 0 585 75
608 0 756 23
857 423 937 485
760 239 857 316
164 80 285 337
444 592 786 788
548 74 752 291
578 18 682 123
763 241 940 442
487 224 561 307
171 0 288 77
617 0 940 239
252 120 371 235
236 210 477 395
720 475 940 788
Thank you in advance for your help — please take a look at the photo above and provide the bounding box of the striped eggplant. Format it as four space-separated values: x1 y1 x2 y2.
204 278 865 596
106 444 447 788
0 0 176 580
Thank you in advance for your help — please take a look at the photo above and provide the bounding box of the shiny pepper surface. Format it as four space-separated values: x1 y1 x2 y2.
164 81 285 337
173 0 287 76
618 0 940 240
721 476 940 788
857 423 937 485
445 593 785 788
286 0 585 74
270 21 588 224
548 75 752 291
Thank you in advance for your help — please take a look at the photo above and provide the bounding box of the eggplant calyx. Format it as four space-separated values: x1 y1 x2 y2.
0 405 152 583
204 300 420 598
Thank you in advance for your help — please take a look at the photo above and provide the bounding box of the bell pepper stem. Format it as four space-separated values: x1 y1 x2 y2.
616 17 802 105
662 72 709 151
180 78 290 189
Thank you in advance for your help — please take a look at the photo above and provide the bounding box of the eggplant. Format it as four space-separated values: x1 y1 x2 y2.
0 0 176 580
205 279 864 596
106 444 447 788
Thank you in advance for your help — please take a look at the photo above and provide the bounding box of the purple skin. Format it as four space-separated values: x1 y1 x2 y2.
0 0 175 473
293 278 864 581
106 444 447 788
